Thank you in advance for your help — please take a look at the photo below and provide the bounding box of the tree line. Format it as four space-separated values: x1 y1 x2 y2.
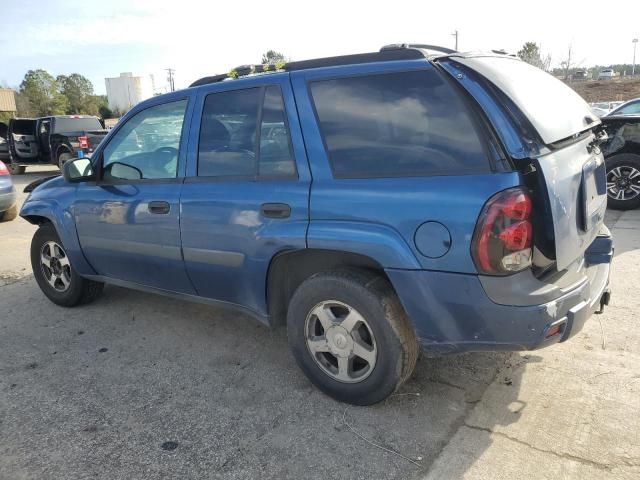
516 41 637 80
1 69 111 123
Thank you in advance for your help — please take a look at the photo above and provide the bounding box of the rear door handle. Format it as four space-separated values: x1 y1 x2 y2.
260 203 291 219
148 201 170 214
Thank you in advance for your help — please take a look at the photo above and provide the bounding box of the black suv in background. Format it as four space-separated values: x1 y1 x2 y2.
0 115 107 174
601 114 640 210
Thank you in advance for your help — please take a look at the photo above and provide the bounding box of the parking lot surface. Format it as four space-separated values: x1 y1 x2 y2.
1 167 638 479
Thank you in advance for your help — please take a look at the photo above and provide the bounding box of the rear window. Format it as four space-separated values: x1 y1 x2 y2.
309 69 488 178
53 117 102 133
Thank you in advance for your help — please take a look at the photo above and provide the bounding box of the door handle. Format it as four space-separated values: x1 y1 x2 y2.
148 201 170 214
260 203 291 219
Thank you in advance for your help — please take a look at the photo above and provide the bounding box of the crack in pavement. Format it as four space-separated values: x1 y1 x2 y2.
463 423 640 471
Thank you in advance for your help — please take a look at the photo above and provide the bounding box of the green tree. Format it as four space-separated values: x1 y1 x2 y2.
19 69 67 116
517 42 551 71
57 73 95 114
92 95 113 118
14 91 36 117
261 50 288 65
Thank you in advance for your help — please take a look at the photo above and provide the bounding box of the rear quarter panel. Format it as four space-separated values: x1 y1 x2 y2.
290 61 521 272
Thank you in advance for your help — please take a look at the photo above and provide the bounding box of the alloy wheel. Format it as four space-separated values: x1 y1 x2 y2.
40 241 72 292
607 166 640 201
304 300 377 383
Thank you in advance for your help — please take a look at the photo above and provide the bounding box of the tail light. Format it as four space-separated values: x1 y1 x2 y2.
472 187 533 275
0 161 9 175
78 136 89 149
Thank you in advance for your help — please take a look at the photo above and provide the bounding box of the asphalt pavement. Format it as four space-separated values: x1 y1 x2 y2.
0 167 637 479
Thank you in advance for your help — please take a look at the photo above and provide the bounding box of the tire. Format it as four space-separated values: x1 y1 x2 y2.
57 152 73 171
0 204 18 222
606 154 640 210
286 269 419 405
8 163 26 175
30 223 104 307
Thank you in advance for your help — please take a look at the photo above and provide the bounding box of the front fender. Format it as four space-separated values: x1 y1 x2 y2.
20 199 97 276
307 221 421 269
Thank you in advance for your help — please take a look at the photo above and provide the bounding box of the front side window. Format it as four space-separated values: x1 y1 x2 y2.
310 70 488 178
102 99 187 180
198 86 296 178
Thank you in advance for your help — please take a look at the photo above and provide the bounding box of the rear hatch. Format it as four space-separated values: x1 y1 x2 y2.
447 55 607 271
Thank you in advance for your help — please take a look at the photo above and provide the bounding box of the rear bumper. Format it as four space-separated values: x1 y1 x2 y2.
387 232 613 355
0 187 16 212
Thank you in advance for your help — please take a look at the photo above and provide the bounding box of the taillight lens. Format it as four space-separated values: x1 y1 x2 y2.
78 136 88 149
472 188 533 275
0 161 9 175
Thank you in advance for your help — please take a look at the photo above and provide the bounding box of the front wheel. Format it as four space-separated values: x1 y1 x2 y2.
31 223 104 307
287 269 419 405
606 154 640 210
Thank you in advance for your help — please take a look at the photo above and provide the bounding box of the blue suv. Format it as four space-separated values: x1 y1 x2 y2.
21 45 613 405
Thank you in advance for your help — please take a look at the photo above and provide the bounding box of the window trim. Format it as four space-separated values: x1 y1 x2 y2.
96 98 190 184
195 84 299 181
306 68 493 180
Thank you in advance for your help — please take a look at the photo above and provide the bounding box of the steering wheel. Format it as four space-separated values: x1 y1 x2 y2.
211 146 256 158
155 146 179 157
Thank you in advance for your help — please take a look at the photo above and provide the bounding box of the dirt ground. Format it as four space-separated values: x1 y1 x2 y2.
569 78 640 103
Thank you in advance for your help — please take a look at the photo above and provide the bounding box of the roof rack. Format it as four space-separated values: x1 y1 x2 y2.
380 43 457 55
189 47 428 88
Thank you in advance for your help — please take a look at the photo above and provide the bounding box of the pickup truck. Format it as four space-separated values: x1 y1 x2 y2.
1 115 107 174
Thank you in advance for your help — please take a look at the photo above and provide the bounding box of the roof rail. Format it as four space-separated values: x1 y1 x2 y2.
380 43 457 55
189 48 426 88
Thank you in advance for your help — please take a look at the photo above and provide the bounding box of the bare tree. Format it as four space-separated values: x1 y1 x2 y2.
561 44 573 80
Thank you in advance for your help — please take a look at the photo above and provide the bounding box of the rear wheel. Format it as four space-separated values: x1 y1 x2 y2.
0 204 18 222
287 269 419 405
31 223 104 307
57 152 73 171
606 154 640 210
8 163 25 175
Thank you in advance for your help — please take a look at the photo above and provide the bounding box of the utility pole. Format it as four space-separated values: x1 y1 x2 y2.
451 30 459 51
633 39 638 77
165 68 175 92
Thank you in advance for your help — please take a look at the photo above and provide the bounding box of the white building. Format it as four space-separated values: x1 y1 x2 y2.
105 72 154 113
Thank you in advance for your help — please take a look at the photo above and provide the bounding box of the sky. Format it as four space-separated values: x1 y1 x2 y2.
0 0 638 95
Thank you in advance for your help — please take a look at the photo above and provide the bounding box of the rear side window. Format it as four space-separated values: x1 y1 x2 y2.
310 70 488 178
53 117 103 133
198 86 296 178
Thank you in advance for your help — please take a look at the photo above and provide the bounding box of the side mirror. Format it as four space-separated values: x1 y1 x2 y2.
104 162 143 181
62 158 95 182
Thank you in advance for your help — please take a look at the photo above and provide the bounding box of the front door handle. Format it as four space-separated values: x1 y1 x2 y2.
148 201 170 214
260 203 291 219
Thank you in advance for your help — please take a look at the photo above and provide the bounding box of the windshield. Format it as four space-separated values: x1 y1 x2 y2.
454 55 599 144
53 117 102 133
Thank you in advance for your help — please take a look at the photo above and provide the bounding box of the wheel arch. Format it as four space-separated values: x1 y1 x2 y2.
266 248 394 327
21 200 97 276
55 145 73 163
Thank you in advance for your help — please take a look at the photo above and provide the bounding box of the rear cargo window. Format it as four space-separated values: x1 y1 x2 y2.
310 70 488 178
53 117 103 133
